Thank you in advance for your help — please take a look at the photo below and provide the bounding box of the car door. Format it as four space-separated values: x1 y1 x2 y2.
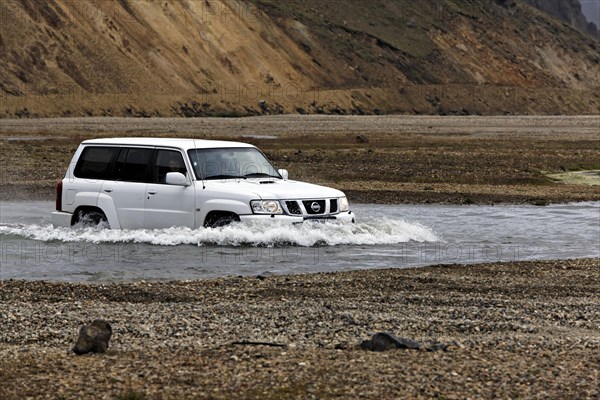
101 147 152 229
144 149 195 229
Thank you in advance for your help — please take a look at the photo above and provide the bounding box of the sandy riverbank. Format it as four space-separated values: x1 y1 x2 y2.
1 258 598 399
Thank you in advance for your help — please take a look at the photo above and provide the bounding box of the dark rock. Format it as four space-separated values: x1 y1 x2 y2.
258 100 267 112
73 319 112 355
359 332 421 352
356 135 369 144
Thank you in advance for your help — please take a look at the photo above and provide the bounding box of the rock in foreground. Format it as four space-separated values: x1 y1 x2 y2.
72 319 112 355
360 332 421 351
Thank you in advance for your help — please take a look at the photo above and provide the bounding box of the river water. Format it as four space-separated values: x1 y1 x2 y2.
0 201 598 282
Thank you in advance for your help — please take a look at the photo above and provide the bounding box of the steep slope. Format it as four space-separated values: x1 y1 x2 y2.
524 0 598 38
0 0 329 116
1 0 599 117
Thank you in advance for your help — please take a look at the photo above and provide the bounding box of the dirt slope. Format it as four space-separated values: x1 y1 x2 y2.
1 0 599 117
525 0 598 38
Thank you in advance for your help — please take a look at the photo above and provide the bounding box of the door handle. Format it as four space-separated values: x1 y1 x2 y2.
148 191 157 195
104 189 113 193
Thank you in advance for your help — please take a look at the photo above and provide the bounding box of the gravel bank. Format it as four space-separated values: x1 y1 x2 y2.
1 115 599 204
1 258 599 399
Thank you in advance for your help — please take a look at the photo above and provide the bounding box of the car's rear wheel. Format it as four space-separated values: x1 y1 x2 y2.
74 209 109 228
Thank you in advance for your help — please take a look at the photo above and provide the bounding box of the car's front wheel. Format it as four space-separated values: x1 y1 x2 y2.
204 212 240 228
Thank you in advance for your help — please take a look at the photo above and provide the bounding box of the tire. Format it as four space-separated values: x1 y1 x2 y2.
76 210 108 228
205 214 239 228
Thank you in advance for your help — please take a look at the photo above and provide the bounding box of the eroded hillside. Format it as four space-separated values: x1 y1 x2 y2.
1 0 599 116
524 0 598 38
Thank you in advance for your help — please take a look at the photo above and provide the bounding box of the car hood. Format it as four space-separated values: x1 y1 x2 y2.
205 179 345 200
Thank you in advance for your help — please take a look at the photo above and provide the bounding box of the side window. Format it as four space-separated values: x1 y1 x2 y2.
154 150 187 183
110 148 128 180
114 148 153 183
74 147 119 179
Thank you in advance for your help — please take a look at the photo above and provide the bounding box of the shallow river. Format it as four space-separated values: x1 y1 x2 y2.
0 201 598 282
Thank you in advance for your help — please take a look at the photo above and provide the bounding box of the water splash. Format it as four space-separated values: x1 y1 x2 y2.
0 219 438 247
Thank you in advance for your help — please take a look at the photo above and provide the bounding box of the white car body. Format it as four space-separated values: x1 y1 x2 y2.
51 138 355 229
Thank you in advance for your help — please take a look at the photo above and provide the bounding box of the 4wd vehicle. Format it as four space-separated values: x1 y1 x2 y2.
51 138 355 229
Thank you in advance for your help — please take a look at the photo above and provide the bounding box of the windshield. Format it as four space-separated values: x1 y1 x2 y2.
187 147 281 180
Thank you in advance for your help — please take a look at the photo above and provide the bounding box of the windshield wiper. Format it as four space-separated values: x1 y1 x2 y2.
205 174 247 180
244 173 280 178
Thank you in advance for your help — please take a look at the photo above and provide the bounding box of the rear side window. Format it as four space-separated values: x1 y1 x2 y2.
113 148 153 183
74 147 119 179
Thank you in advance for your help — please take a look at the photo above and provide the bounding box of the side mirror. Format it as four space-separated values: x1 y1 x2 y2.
166 172 189 186
278 169 289 180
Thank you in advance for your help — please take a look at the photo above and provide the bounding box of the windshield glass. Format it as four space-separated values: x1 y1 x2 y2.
187 147 281 180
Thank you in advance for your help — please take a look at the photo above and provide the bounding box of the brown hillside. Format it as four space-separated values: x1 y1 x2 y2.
0 0 599 117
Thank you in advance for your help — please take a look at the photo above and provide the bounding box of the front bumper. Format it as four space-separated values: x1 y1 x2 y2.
51 211 73 227
239 210 355 224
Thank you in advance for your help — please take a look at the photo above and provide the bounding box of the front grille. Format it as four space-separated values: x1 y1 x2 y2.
286 201 302 215
330 199 338 213
303 200 326 215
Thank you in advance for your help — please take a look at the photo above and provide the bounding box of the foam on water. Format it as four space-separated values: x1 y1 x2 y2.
0 219 438 247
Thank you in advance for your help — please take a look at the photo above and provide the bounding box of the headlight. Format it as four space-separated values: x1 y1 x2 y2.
251 200 283 214
339 196 349 212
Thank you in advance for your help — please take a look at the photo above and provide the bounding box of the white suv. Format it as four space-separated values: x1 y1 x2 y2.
51 138 355 228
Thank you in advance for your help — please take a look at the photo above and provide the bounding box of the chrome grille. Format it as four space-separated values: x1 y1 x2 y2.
330 199 338 213
286 201 302 215
302 200 326 215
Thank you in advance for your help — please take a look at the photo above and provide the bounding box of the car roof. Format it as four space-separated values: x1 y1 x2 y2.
81 138 256 150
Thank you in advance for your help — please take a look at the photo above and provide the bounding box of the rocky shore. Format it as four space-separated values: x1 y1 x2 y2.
1 115 599 204
1 258 598 399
